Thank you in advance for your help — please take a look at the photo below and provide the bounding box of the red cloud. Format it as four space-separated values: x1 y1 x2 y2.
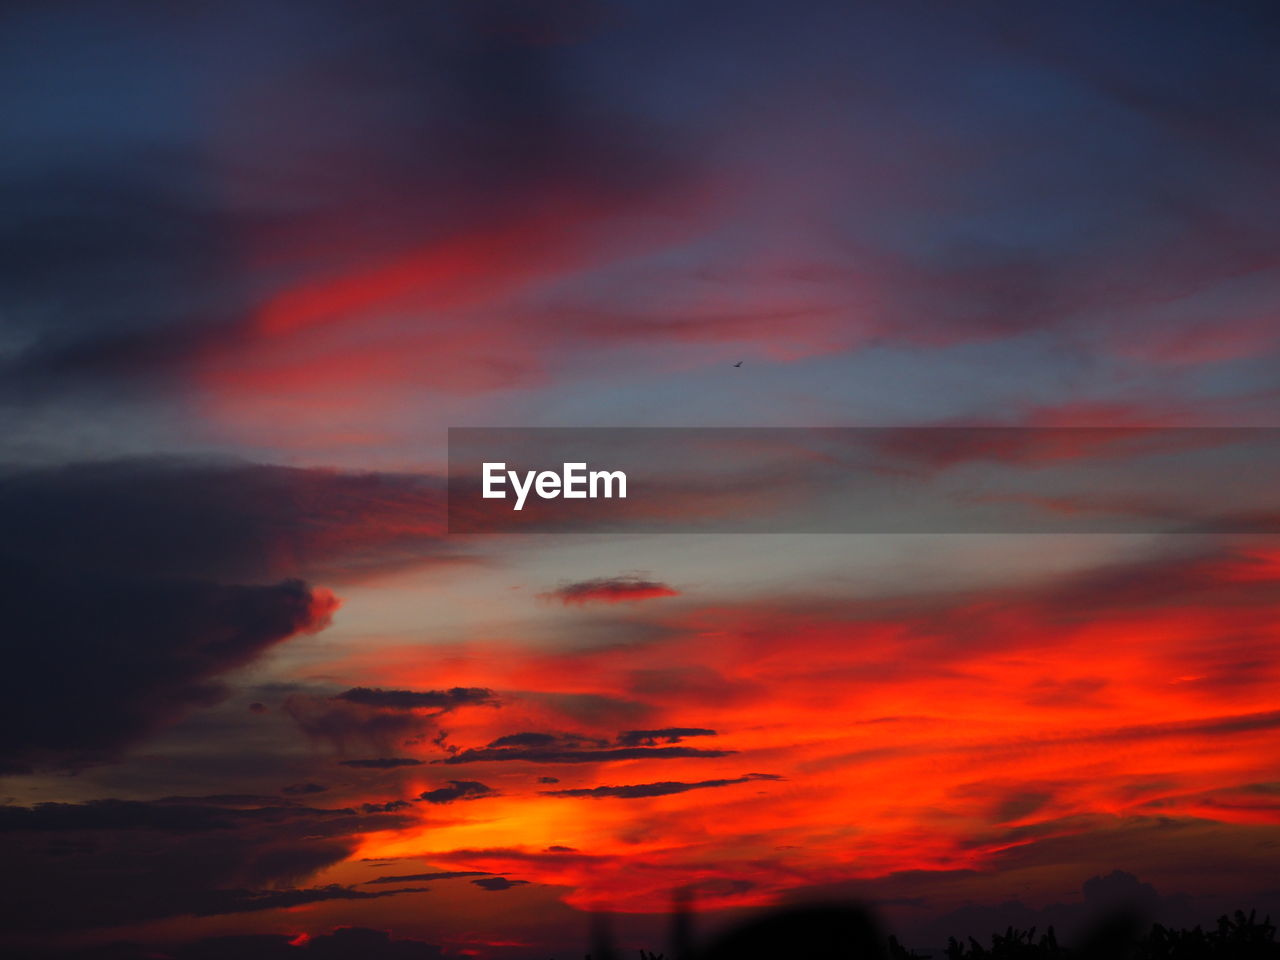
332 541 1280 915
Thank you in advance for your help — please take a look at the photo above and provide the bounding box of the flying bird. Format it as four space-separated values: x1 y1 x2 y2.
733 360 743 367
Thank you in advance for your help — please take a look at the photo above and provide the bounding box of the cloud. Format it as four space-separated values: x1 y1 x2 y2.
544 576 680 605
0 566 336 774
336 687 499 711
286 687 499 755
440 744 732 765
542 773 783 799
339 757 425 769
365 871 488 886
0 458 457 585
0 797 417 932
361 800 413 813
417 781 495 804
0 797 400 835
185 884 428 918
615 727 717 746
436 730 732 765
18 926 447 960
283 696 428 755
281 783 327 796
471 877 530 892
490 732 595 749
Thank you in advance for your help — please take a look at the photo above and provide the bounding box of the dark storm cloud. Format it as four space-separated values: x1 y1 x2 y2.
471 877 530 892
417 781 495 804
0 456 484 772
542 773 783 799
336 687 499 711
0 562 334 774
436 729 733 765
0 796 416 932
339 757 426 769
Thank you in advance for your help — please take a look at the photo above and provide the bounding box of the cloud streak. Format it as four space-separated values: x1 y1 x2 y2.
542 773 783 799
543 576 680 605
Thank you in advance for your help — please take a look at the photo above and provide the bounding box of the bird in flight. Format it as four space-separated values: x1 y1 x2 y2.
733 360 743 367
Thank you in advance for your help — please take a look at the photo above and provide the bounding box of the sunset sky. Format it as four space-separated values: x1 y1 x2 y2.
3 2 1279 957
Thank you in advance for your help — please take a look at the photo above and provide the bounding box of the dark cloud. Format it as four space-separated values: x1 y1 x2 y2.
0 162 247 404
542 773 783 799
339 757 425 769
538 776 561 784
437 730 732 765
615 727 717 746
0 456 492 772
281 783 327 796
336 687 499 711
0 0 697 440
440 744 732 765
490 731 595 749
361 800 413 814
0 797 416 933
0 797 399 835
365 870 488 886
417 781 495 804
286 687 498 755
16 926 446 960
543 576 680 605
0 563 335 774
283 696 427 755
471 877 530 892
0 458 455 585
186 883 429 918
157 794 301 809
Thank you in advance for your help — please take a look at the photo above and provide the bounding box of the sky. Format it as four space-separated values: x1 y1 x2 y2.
2 1 1279 957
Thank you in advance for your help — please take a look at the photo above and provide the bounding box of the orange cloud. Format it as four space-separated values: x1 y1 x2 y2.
302 542 1280 915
